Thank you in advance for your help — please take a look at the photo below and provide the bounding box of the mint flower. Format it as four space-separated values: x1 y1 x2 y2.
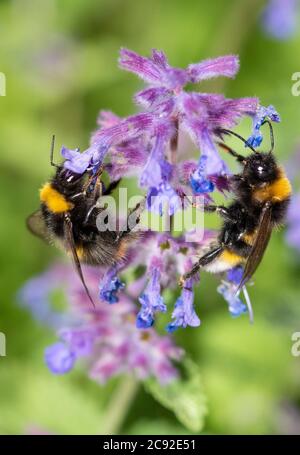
41 264 183 384
166 278 201 332
137 267 167 329
119 48 257 203
99 267 125 304
246 105 280 148
21 47 273 360
45 342 76 374
217 281 247 318
61 48 257 212
217 267 252 319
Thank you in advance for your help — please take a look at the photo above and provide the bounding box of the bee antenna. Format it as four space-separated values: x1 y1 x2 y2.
261 119 274 154
217 128 257 153
50 134 59 168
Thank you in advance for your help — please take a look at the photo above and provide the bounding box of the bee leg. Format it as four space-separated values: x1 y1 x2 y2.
102 179 121 196
84 180 122 226
204 205 237 222
88 175 121 205
115 197 146 242
82 165 104 196
83 168 109 224
179 246 224 286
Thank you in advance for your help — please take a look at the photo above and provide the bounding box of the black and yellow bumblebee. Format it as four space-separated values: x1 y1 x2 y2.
182 121 292 290
27 136 141 305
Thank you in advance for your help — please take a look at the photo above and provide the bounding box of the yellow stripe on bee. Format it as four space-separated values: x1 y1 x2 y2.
253 168 292 204
75 246 85 259
40 183 74 213
220 249 245 266
242 231 257 246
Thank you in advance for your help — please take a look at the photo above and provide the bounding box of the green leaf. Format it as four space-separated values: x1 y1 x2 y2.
144 359 207 433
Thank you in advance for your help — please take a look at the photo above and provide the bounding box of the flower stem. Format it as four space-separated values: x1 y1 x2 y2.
169 117 179 164
99 375 139 435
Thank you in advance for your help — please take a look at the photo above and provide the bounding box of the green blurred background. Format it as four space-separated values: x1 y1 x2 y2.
1 0 300 435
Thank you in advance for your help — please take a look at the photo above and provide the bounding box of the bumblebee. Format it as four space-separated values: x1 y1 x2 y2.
27 137 141 305
182 121 292 290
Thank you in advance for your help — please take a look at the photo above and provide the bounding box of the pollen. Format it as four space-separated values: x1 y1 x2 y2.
40 183 74 213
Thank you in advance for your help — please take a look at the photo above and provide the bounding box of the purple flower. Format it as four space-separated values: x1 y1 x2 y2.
60 327 95 357
99 267 125 304
137 268 167 328
146 183 181 216
188 55 240 82
119 48 189 90
45 342 76 374
246 105 280 148
119 48 239 92
140 122 173 188
218 265 253 318
227 266 244 285
166 278 200 332
90 112 154 171
93 111 148 180
217 281 247 318
262 0 298 40
180 92 252 177
62 112 154 175
39 264 183 384
56 48 258 207
61 146 94 174
190 155 215 194
177 158 231 197
119 48 257 198
58 48 257 191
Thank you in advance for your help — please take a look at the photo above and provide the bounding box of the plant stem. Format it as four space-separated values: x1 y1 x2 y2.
99 375 139 435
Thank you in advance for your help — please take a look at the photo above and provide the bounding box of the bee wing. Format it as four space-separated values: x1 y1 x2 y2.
26 210 50 243
63 215 95 307
238 203 272 290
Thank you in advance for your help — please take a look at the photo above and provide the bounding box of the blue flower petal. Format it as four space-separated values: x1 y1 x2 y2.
217 282 247 318
227 266 244 285
99 270 125 304
246 105 280 149
190 155 215 195
45 342 76 374
137 268 166 329
166 279 200 332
